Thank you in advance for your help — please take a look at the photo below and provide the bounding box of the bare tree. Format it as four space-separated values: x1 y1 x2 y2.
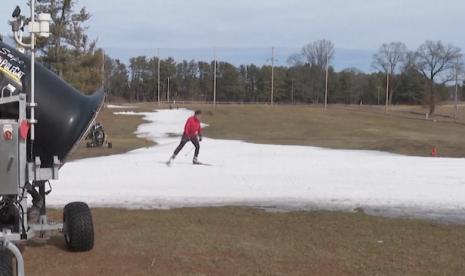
299 40 335 104
287 53 304 67
402 51 418 72
301 39 335 69
415 40 462 115
372 42 407 111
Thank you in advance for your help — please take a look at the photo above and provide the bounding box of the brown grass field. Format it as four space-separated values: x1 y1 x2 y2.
75 102 465 159
24 208 465 276
22 103 465 275
190 103 465 157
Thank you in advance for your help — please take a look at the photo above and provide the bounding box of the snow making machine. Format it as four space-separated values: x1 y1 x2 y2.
86 122 113 149
0 3 104 275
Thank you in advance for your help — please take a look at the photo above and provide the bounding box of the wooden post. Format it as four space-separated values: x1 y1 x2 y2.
157 48 161 106
271 47 275 105
167 77 170 103
385 72 390 113
102 49 105 92
454 61 459 120
324 48 329 111
213 48 217 106
291 79 295 105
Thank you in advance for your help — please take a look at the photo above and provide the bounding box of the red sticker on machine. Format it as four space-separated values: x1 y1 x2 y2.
19 120 30 140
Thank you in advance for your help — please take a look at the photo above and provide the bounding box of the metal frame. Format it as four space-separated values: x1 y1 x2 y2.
0 2 97 275
0 92 62 276
0 230 24 276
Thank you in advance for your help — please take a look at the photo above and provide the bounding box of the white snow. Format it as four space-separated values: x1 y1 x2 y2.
106 104 138 109
114 111 139 116
51 109 465 221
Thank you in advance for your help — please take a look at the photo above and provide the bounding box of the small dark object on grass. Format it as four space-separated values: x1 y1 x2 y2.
85 122 113 149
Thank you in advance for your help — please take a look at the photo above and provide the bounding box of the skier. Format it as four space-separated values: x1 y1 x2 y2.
167 110 203 165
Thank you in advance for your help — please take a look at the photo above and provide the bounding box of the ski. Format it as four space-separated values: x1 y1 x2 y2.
160 160 211 166
193 162 212 166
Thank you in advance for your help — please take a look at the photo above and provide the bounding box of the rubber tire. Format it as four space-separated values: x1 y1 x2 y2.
107 142 112 149
86 142 91 148
63 202 94 252
0 248 13 276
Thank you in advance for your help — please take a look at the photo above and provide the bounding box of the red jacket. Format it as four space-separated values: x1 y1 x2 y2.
183 116 202 138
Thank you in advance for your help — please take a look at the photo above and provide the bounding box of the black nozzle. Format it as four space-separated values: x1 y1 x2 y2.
0 41 105 167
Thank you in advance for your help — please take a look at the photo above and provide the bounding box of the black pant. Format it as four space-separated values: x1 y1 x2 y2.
174 135 200 158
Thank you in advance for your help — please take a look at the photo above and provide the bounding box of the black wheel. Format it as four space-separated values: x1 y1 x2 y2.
0 248 13 276
63 202 94 252
107 142 112 149
86 142 91 148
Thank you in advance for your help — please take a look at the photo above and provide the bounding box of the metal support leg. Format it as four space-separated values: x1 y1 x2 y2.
1 230 25 276
5 241 25 276
38 182 46 217
37 181 48 238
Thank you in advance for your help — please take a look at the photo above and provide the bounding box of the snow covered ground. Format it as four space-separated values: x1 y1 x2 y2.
51 109 465 222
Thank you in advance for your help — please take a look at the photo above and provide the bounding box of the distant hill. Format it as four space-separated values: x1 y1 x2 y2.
0 35 376 72
104 47 376 73
0 36 376 73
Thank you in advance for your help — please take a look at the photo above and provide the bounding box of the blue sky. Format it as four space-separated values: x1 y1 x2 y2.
1 0 465 70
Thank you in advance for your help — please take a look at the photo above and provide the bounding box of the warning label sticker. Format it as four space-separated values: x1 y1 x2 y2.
0 48 25 85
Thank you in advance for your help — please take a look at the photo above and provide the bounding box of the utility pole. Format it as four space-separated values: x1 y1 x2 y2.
271 47 275 105
291 79 295 105
167 77 170 103
30 1 36 141
213 48 217 105
385 71 390 113
455 60 459 120
324 48 329 111
157 48 161 106
101 49 105 90
377 87 380 105
12 1 51 142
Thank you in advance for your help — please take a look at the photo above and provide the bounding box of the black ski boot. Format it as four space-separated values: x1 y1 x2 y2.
166 154 176 166
193 157 202 165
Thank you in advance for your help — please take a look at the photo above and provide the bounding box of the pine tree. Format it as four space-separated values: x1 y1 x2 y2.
35 0 102 93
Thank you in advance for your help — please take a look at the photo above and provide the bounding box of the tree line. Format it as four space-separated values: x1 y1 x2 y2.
29 1 465 115
105 39 462 115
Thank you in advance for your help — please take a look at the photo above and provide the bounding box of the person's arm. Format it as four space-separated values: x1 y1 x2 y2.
198 122 203 141
183 118 191 136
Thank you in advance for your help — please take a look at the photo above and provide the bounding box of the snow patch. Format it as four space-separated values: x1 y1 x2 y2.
106 104 138 109
114 111 140 116
50 109 465 221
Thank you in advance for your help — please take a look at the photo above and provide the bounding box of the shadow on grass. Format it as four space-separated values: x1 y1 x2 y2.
26 235 67 251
